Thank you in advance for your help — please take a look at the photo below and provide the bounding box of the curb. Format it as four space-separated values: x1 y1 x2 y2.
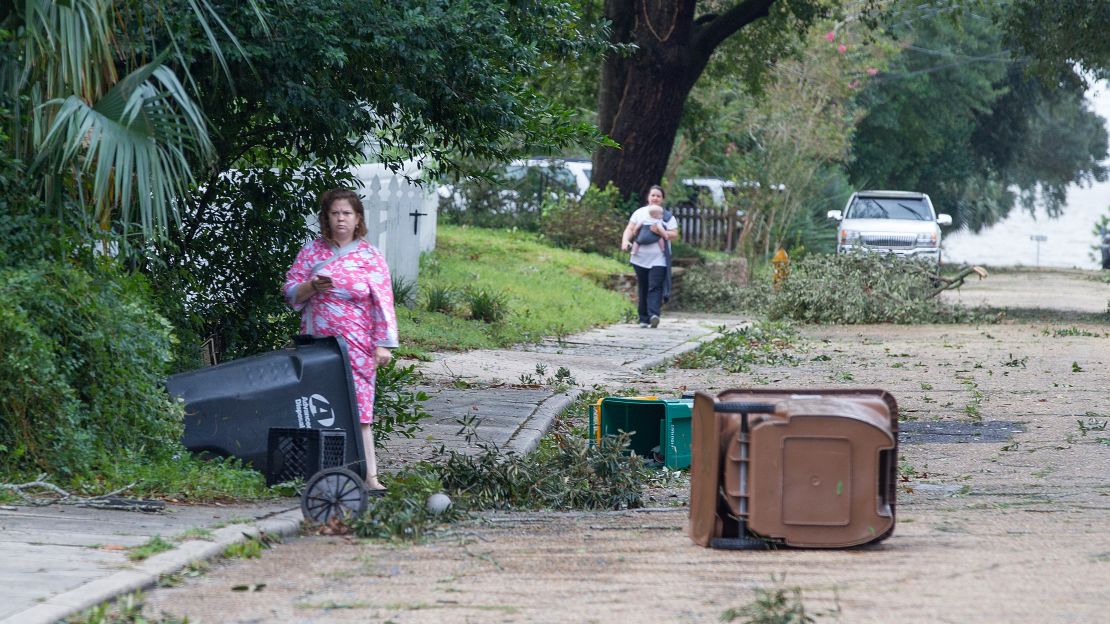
506 388 584 456
627 320 750 372
5 507 302 624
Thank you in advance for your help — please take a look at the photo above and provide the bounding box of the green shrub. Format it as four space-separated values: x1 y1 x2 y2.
540 184 637 255
463 287 509 323
77 453 269 500
0 149 84 270
766 252 976 324
143 166 336 370
670 239 708 261
675 263 768 313
423 285 456 314
0 261 184 477
391 274 417 309
372 360 430 446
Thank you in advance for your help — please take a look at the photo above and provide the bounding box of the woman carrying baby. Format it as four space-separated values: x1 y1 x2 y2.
620 185 680 328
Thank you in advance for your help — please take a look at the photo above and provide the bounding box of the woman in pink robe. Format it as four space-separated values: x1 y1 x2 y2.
284 188 398 491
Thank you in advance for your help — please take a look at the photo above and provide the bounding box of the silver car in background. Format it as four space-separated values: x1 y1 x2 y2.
828 190 952 268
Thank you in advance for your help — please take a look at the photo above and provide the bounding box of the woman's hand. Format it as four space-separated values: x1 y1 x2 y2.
311 276 333 294
374 346 393 367
622 220 638 251
294 276 332 305
651 223 678 241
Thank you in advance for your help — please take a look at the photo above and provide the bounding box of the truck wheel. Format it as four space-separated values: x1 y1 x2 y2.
301 467 369 524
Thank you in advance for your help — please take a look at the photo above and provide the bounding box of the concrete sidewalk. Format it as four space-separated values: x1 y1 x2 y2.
386 313 748 464
0 502 299 624
0 313 744 623
416 313 747 387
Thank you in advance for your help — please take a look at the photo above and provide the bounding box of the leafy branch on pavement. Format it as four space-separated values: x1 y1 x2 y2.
766 253 983 324
349 467 462 541
435 413 648 512
673 321 805 373
347 409 650 541
720 578 840 623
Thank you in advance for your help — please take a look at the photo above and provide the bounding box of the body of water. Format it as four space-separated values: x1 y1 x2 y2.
942 84 1110 269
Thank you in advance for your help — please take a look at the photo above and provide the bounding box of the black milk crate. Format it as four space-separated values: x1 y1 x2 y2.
266 428 347 486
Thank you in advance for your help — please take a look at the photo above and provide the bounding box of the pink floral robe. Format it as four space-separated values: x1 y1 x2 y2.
284 238 398 424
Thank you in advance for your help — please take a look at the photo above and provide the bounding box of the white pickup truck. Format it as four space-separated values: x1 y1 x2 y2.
827 190 952 269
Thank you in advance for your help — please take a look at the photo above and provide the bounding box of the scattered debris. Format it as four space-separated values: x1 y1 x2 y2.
0 474 164 512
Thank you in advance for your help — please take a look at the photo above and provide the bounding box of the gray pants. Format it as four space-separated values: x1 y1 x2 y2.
633 264 665 323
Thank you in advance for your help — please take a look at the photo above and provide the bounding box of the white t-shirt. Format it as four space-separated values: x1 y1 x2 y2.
628 205 678 269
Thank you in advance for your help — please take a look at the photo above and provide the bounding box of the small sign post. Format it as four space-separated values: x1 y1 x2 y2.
1030 234 1047 267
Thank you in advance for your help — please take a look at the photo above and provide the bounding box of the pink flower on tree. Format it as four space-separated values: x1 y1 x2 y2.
867 67 879 76
837 43 848 54
825 31 836 42
848 80 861 89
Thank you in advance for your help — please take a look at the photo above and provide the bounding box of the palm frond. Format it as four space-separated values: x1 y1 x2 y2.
7 0 268 242
35 59 214 237
19 0 115 99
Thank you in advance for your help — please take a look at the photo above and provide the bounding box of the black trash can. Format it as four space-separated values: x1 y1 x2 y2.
166 335 366 481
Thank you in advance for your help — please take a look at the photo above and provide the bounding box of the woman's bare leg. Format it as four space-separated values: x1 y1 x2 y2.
360 423 385 490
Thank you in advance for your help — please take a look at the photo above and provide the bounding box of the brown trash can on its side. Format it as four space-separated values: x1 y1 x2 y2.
688 389 898 549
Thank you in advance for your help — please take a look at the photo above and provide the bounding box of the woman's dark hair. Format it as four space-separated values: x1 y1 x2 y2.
319 188 368 241
648 184 665 200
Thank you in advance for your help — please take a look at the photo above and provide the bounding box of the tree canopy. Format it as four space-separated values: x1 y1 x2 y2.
849 2 1107 231
591 0 839 199
1 0 612 245
1001 0 1110 84
0 0 249 239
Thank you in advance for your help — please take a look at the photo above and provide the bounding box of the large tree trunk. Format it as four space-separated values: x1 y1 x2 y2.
593 0 778 201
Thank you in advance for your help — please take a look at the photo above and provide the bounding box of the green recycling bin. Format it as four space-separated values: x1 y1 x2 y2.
589 396 692 469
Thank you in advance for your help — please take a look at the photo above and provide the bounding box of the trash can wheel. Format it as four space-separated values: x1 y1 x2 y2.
301 467 369 524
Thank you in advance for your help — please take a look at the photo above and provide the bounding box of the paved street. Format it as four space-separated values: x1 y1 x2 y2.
7 270 1109 622
0 313 742 624
137 270 1110 624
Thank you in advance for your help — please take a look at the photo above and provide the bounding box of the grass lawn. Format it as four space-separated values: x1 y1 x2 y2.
398 225 634 353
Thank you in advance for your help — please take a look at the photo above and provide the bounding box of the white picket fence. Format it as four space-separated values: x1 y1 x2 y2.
304 163 438 286
350 163 438 286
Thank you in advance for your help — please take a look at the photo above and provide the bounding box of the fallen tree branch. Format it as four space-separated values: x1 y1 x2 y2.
0 475 160 511
931 265 989 298
0 474 75 505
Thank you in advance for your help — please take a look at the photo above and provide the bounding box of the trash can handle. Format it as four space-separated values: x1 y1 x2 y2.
713 402 777 414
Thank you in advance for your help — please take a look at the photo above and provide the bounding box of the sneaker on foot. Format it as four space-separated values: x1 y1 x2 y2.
649 315 660 328
639 322 650 328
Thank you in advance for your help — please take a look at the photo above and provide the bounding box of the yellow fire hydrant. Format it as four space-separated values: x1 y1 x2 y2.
771 247 790 290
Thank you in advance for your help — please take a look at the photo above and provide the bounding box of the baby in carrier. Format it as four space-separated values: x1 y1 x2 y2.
632 205 669 254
